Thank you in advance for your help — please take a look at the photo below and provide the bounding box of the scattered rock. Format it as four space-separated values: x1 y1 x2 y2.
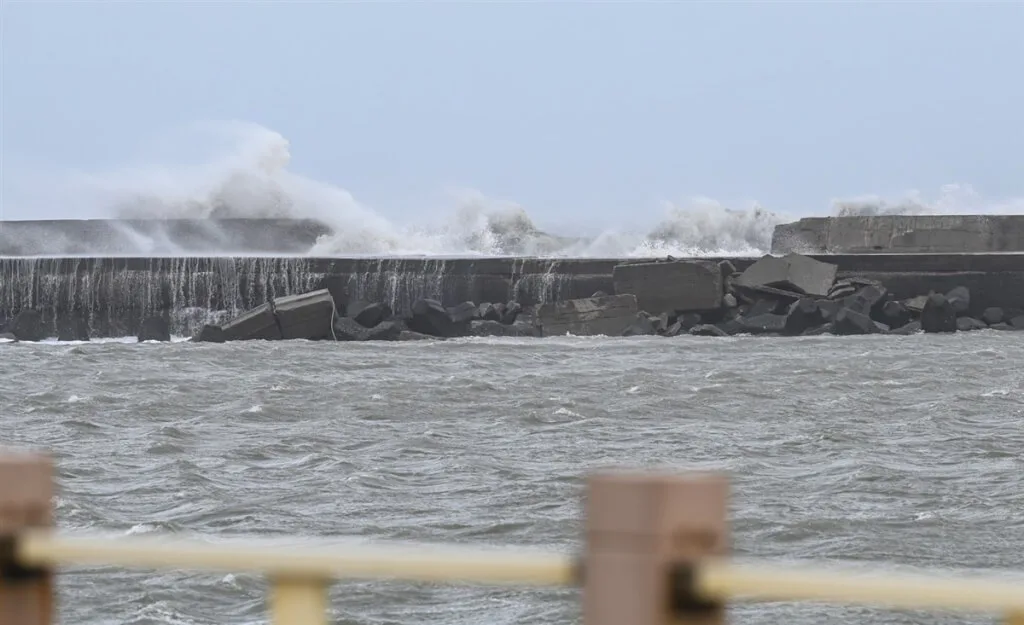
903 295 929 314
621 313 659 337
880 300 911 329
955 317 987 332
447 301 480 325
0 332 16 342
1009 315 1024 329
946 286 970 316
735 253 838 297
536 294 638 337
7 309 45 342
408 298 461 338
501 301 522 325
920 294 957 333
192 324 226 343
982 307 1005 325
612 260 723 313
332 316 370 341
478 302 504 322
137 316 171 342
989 322 1021 331
842 285 888 317
397 330 436 341
718 260 737 277
365 320 404 341
783 298 822 335
816 299 840 321
676 313 702 330
737 313 787 335
348 301 392 328
591 291 608 298
833 308 884 335
722 293 738 308
802 323 834 336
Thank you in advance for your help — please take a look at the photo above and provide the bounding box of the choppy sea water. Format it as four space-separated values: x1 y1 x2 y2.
2 333 1024 625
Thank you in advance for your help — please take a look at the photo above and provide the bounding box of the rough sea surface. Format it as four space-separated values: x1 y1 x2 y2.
3 333 1023 625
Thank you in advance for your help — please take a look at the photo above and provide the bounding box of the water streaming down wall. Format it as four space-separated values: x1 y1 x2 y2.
0 257 619 337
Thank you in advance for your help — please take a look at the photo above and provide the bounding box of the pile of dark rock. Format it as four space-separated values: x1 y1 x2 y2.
533 252 1024 338
192 289 533 343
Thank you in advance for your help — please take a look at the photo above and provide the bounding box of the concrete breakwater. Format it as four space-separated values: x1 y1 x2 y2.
4 253 1024 338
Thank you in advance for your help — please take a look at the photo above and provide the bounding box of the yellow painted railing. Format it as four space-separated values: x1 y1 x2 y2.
1 452 1023 625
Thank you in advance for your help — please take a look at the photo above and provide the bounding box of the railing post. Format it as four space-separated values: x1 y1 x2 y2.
0 452 54 625
583 472 729 625
268 576 328 625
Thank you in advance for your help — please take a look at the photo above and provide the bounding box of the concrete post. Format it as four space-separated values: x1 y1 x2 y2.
0 452 54 625
583 472 729 625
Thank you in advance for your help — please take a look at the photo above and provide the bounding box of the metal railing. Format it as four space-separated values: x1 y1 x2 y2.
1 452 1022 625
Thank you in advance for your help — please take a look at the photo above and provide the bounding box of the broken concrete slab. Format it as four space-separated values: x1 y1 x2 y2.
222 302 282 341
273 289 337 340
536 294 638 337
735 253 838 298
612 260 722 313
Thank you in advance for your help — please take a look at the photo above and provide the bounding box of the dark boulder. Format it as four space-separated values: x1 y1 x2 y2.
137 316 171 342
477 302 504 322
816 299 840 322
842 285 888 317
920 294 957 333
662 321 684 337
690 324 729 337
880 300 911 329
409 298 460 337
1009 315 1024 329
501 301 522 325
7 309 45 342
783 298 822 335
982 307 1005 325
332 316 370 341
56 314 90 342
366 320 404 341
946 286 970 316
447 301 480 325
193 324 226 343
348 301 392 328
990 323 1022 331
832 308 884 335
956 317 987 332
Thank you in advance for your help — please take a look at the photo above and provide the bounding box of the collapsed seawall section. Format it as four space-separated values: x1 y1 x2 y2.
772 215 1024 254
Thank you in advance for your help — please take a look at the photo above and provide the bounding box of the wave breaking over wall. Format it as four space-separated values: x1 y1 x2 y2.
7 122 1021 258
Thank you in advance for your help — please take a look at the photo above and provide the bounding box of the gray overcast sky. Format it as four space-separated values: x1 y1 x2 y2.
2 1 1022 228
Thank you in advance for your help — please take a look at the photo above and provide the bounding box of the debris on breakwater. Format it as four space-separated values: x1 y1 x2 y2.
181 252 1024 342
4 251 1024 342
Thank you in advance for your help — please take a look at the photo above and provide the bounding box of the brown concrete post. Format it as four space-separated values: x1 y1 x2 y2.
583 472 729 625
0 452 54 625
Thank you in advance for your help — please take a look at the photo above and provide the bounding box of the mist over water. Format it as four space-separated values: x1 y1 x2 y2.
6 121 1024 258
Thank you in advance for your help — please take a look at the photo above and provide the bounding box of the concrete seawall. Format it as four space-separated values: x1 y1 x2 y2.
772 215 1024 254
4 254 1024 337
